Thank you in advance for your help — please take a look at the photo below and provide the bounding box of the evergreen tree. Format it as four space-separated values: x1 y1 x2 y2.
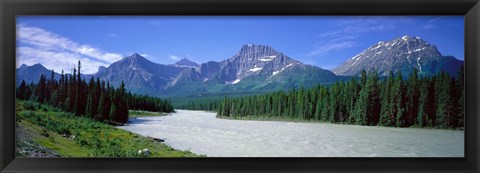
435 72 450 128
456 64 464 128
379 71 394 126
109 104 116 122
366 71 381 125
17 80 28 100
406 68 419 126
70 66 77 113
448 77 460 127
85 91 93 118
393 72 406 127
96 93 105 121
417 77 429 127
346 78 359 124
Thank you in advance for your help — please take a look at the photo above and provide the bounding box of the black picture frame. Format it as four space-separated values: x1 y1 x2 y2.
1 0 479 172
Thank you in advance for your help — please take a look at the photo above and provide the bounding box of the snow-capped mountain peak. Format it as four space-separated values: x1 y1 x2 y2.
332 36 460 76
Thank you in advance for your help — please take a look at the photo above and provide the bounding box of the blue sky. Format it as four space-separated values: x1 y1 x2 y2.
16 16 464 74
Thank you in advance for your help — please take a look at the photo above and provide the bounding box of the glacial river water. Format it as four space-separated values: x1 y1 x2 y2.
118 110 464 157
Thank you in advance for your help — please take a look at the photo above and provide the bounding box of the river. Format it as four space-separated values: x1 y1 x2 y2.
118 110 464 157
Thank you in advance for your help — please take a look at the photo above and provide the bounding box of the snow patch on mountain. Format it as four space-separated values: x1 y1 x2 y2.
232 79 241 84
248 67 263 72
272 63 294 76
258 55 277 62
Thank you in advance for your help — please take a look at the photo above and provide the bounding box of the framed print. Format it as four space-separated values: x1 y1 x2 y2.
1 0 479 172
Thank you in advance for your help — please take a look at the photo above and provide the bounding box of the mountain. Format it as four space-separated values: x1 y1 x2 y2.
332 36 464 77
94 53 184 95
16 63 95 86
96 66 107 74
16 63 59 86
216 44 302 83
172 58 199 68
215 44 339 90
16 63 97 87
163 44 341 96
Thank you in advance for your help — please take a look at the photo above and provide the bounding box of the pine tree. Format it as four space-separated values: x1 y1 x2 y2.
406 68 419 126
448 77 460 127
379 71 394 126
426 76 436 127
346 78 359 124
17 80 27 100
456 64 464 128
435 72 450 128
329 82 340 123
35 74 47 103
360 69 367 86
109 104 116 122
296 87 305 119
97 93 105 121
366 71 381 125
85 91 93 118
75 60 86 116
71 66 77 113
417 77 429 127
393 71 406 127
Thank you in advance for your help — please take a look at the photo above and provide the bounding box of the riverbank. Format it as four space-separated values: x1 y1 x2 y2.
129 110 169 118
216 114 464 131
16 100 200 157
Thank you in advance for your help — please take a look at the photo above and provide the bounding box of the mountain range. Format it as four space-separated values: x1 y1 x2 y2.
17 36 464 97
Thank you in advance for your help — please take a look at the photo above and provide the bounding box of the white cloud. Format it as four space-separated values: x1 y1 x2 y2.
427 16 447 24
77 46 96 54
107 33 119 37
420 16 456 30
308 17 396 57
16 24 124 74
307 41 356 56
169 55 180 61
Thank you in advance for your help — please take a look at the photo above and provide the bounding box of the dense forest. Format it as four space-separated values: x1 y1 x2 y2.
218 66 464 129
174 98 220 111
16 61 174 124
169 91 270 111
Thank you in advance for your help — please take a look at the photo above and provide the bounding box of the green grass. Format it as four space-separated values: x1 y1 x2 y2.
20 120 91 157
128 110 168 118
16 100 201 157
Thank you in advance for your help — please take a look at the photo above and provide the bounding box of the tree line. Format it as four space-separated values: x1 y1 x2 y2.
173 98 220 111
218 66 464 129
16 61 174 124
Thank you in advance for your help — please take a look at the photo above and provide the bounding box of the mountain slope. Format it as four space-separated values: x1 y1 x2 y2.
332 36 464 76
16 64 60 86
95 53 184 95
